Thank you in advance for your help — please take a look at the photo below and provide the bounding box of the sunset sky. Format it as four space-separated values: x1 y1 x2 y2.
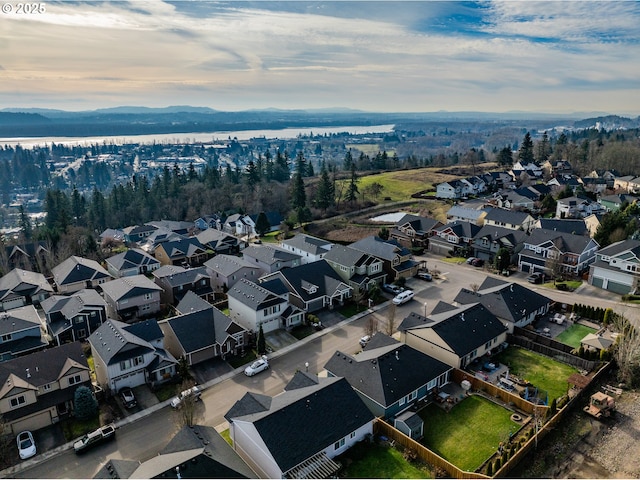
2 1 639 114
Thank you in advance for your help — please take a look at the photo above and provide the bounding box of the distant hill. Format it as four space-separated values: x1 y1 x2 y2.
0 112 51 125
574 115 640 130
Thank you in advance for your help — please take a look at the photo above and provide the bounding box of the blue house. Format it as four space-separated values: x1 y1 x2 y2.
323 333 452 419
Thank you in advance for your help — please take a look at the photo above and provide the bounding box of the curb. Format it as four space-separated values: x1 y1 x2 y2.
1 301 388 477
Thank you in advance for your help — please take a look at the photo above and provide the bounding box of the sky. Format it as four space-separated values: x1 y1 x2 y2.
1 0 639 114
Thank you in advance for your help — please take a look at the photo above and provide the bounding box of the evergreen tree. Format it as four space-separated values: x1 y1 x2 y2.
518 132 535 164
255 211 271 237
74 385 98 421
314 165 335 211
536 131 552 163
345 164 359 203
290 152 307 210
257 325 266 355
18 204 32 240
496 146 513 166
343 150 353 171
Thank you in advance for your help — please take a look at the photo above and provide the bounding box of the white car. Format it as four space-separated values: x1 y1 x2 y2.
244 356 269 376
170 385 202 409
17 431 36 460
392 289 415 305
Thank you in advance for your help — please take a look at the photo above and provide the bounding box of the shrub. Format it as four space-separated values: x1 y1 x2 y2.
74 385 98 421
486 461 493 477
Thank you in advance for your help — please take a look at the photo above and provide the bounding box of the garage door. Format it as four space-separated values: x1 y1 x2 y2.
261 317 280 333
113 370 146 391
11 410 52 435
591 277 604 288
607 280 631 295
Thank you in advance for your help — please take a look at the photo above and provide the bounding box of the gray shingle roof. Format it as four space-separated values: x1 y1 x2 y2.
261 260 350 302
324 335 451 408
525 228 596 254
52 256 112 286
0 305 42 335
176 290 212 314
164 305 240 354
0 268 53 302
228 278 286 310
484 208 532 225
100 274 163 302
281 234 333 256
105 248 160 272
205 255 260 277
349 236 408 262
89 319 154 365
242 245 301 265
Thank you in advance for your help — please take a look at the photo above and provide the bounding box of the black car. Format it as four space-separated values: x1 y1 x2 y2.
119 387 137 409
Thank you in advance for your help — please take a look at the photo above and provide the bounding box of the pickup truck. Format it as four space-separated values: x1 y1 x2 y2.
73 423 116 454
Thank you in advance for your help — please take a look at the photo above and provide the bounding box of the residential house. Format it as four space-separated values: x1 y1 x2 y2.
41 289 108 346
556 196 606 219
398 302 508 369
534 218 589 237
259 260 352 313
511 161 543 181
227 279 304 333
581 177 608 194
350 236 419 281
105 248 161 278
461 176 487 196
324 245 386 295
542 159 573 176
224 214 256 238
153 237 211 267
389 213 443 249
547 175 583 194
428 221 481 257
0 268 53 311
436 180 465 199
138 228 186 254
224 374 374 479
453 277 552 333
589 239 640 294
484 208 536 232
0 305 48 362
599 193 638 212
100 275 163 322
519 228 599 277
249 211 284 234
3 242 49 272
280 234 334 264
471 225 527 263
89 319 177 392
584 213 604 238
491 189 536 212
0 342 91 434
51 256 113 294
160 291 249 366
586 169 619 188
241 245 302 276
98 228 125 245
194 214 223 232
204 255 262 291
445 205 489 225
196 228 241 255
481 171 514 190
123 224 157 244
152 265 214 305
146 220 194 237
324 333 452 420
95 425 256 479
614 175 640 194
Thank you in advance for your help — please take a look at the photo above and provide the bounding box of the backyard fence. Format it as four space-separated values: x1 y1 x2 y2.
373 418 489 479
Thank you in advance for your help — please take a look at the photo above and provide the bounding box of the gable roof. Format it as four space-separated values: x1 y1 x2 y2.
262 260 351 302
454 282 552 324
401 303 507 356
228 279 286 310
225 376 374 473
484 208 532 226
281 234 333 256
0 268 53 302
324 335 451 408
164 305 238 353
105 248 160 272
324 244 379 268
89 319 155 365
433 221 481 239
155 237 208 260
100 274 163 302
242 245 301 265
597 239 640 258
152 265 211 287
349 236 409 262
395 214 441 234
52 256 112 286
473 225 527 247
175 290 213 314
446 205 489 222
525 228 597 254
536 219 588 236
204 255 260 277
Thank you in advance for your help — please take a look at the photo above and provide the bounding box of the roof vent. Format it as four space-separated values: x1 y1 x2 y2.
26 368 31 378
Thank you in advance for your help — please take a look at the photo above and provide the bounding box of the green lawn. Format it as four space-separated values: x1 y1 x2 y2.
154 383 180 402
541 280 582 290
493 346 578 401
555 324 597 349
289 324 316 340
339 442 432 479
227 349 259 369
419 395 518 472
441 257 466 264
219 428 232 446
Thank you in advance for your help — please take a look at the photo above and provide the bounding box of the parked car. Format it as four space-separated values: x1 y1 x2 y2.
382 283 404 294
170 385 202 409
392 289 415 305
17 431 36 460
527 272 545 284
119 387 137 409
359 335 371 348
470 258 485 267
73 424 116 454
244 355 269 376
416 271 433 281
466 257 478 264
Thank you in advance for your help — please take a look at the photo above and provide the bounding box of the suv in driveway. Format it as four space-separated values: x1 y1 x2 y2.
119 387 137 409
527 272 545 284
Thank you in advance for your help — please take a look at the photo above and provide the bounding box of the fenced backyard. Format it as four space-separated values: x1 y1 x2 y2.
555 324 597 349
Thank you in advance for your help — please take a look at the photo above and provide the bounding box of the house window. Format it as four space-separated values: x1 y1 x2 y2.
68 374 82 386
427 378 437 391
350 431 356 439
120 359 132 371
77 329 86 339
133 356 144 366
10 395 26 408
1 333 12 342
140 304 151 311
144 292 153 300
90 311 96 317
74 317 84 324
41 383 52 392
334 438 345 450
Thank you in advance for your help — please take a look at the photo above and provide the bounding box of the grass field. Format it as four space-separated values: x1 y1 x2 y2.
555 324 597 349
419 395 518 472
493 346 578 401
339 442 432 479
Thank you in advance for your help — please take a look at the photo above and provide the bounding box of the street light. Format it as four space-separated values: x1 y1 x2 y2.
424 302 428 318
305 362 309 373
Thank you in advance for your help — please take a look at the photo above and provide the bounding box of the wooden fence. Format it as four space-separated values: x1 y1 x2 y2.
509 332 597 371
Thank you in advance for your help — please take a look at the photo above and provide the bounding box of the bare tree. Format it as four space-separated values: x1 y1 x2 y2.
385 303 397 336
364 316 378 337
470 283 480 293
612 313 640 386
352 288 365 313
174 380 202 427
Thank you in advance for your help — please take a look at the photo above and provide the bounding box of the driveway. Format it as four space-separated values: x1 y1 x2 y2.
191 357 234 385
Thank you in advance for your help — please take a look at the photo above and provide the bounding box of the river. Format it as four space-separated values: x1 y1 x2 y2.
0 124 395 148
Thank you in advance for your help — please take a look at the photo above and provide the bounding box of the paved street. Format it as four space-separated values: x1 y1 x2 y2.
8 254 636 478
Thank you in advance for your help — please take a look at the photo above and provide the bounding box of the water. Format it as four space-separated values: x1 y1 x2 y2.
0 124 395 148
